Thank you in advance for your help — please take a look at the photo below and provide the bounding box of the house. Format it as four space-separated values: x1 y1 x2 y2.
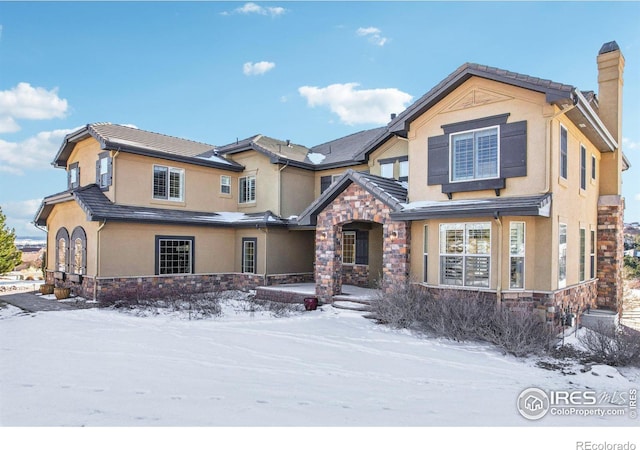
35 41 628 316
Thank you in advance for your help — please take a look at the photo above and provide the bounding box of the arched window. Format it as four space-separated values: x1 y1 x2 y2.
71 227 87 275
55 228 69 273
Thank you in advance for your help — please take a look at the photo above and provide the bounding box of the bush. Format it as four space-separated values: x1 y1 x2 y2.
372 284 555 357
98 285 223 319
578 321 640 367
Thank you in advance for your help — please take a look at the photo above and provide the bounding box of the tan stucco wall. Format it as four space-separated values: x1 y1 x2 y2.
98 223 236 277
66 138 115 200
113 152 239 212
45 200 99 275
265 229 314 274
229 151 280 214
411 217 548 292
280 167 315 218
407 77 552 203
368 137 409 178
234 229 266 274
313 165 368 198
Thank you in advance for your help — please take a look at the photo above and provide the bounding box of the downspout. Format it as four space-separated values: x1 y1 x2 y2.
93 220 106 301
494 213 503 306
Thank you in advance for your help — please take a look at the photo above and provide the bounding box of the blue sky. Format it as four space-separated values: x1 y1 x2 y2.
0 1 639 237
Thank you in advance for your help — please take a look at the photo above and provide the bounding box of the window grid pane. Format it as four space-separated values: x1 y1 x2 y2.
342 232 356 265
239 176 256 203
158 239 192 275
74 238 83 274
590 230 596 279
580 228 586 281
452 134 474 180
243 240 256 274
169 169 182 200
58 238 66 272
380 162 394 179
509 222 525 289
580 146 586 190
558 224 567 287
153 166 168 199
221 176 231 194
439 223 490 288
560 127 568 179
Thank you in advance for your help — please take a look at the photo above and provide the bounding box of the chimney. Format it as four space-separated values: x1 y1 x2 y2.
597 41 625 196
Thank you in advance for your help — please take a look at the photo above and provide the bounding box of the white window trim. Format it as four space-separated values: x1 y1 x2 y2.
509 222 525 290
449 125 500 183
579 144 587 191
153 165 184 202
559 124 568 181
558 223 568 288
239 175 256 204
423 225 428 283
439 222 491 288
380 161 394 179
342 231 356 266
220 175 231 195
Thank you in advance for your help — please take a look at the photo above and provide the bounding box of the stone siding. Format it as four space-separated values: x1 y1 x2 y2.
414 279 598 325
255 287 312 304
597 195 624 312
314 183 410 302
341 264 369 288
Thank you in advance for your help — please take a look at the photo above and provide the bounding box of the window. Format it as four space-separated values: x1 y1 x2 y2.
558 223 567 288
68 162 79 189
239 175 256 204
440 223 490 287
153 165 184 201
399 159 409 182
591 154 597 181
156 236 194 275
342 231 356 265
579 228 586 282
423 225 428 283
509 222 525 289
451 127 498 182
55 228 69 272
580 145 587 190
560 125 568 180
380 162 394 179
242 238 257 274
96 152 112 189
70 227 87 275
220 175 231 194
590 230 596 279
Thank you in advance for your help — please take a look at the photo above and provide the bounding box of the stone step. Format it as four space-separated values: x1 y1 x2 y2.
331 300 371 312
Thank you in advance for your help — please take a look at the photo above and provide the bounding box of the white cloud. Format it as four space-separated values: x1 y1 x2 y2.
623 137 639 150
0 127 79 175
1 199 44 237
228 2 286 17
298 83 413 125
243 61 276 76
356 26 388 47
0 83 68 133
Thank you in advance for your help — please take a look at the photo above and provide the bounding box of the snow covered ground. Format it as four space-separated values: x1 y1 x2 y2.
0 295 638 447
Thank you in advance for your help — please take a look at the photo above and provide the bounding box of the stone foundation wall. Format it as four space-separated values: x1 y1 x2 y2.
414 279 598 325
255 287 312 304
341 264 369 287
597 195 624 312
45 271 315 302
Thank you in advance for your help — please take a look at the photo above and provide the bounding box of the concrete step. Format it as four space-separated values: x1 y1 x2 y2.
331 300 371 312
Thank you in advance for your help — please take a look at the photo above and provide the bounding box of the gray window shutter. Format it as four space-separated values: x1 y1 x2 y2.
95 159 100 185
320 176 332 194
106 156 113 186
427 134 449 185
500 120 527 178
355 231 369 265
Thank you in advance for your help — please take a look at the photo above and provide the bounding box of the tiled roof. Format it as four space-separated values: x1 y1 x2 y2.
54 123 243 171
296 169 408 226
35 184 290 228
306 127 388 167
391 193 552 220
389 62 575 135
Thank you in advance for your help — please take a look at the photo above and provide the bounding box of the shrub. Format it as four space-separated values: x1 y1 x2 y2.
98 285 223 319
372 284 555 357
578 321 640 367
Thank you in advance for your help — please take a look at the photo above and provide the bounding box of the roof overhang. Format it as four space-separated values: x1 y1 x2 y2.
53 126 244 172
565 89 618 153
390 193 552 221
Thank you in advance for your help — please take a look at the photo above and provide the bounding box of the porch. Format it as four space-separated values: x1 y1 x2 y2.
255 283 380 305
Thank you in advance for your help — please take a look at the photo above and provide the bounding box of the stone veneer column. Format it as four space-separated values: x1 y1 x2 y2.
315 224 342 302
597 195 624 312
382 221 410 293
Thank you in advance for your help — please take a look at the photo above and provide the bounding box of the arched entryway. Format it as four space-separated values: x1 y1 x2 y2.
314 181 409 302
